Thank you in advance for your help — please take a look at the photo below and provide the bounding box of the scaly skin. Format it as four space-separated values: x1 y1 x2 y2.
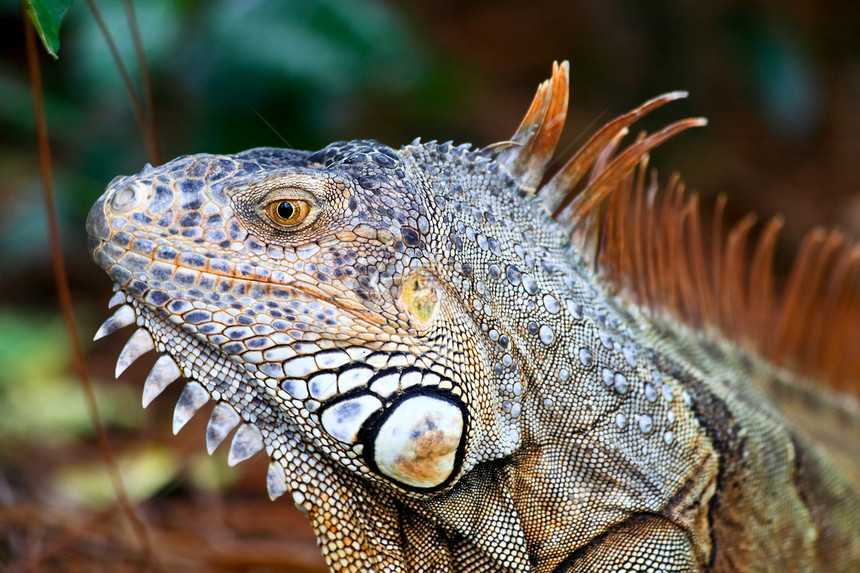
87 65 860 571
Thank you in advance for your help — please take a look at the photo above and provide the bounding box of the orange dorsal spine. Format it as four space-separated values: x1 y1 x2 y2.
510 62 860 392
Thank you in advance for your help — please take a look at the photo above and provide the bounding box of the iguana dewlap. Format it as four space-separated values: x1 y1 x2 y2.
87 62 860 572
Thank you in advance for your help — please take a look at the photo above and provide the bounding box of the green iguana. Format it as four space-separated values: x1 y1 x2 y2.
86 62 860 572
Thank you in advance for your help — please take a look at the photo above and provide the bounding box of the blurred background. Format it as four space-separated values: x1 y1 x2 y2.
1 0 859 570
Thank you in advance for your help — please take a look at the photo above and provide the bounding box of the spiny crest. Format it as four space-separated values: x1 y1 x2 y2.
505 62 860 391
495 60 570 192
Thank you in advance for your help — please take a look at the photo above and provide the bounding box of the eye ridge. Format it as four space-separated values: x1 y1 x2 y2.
265 199 311 227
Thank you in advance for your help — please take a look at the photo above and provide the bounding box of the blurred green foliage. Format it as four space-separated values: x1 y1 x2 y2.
24 0 72 58
0 311 141 446
55 444 181 508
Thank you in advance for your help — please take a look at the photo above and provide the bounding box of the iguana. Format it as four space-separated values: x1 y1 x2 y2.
86 62 860 572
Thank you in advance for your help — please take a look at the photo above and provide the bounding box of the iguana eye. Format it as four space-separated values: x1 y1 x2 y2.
265 199 311 227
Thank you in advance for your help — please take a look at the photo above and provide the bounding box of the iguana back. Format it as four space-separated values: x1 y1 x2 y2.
86 62 860 571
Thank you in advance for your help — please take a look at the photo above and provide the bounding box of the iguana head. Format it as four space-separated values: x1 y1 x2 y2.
86 131 542 496
88 62 704 569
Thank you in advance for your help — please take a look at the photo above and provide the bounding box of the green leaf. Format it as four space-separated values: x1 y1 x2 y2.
24 0 73 59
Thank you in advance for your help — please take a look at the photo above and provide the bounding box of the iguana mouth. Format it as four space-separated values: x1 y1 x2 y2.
94 282 471 495
86 221 381 331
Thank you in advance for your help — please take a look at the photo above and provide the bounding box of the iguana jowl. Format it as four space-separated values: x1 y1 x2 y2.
86 62 860 571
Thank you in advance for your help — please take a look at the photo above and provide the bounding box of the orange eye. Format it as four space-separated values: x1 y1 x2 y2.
265 199 311 227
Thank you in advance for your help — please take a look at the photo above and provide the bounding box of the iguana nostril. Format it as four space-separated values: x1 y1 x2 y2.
110 183 144 212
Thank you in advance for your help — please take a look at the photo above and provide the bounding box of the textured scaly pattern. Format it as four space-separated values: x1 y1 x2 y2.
87 62 860 572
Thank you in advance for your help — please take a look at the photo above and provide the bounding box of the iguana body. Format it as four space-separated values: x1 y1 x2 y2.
86 62 860 571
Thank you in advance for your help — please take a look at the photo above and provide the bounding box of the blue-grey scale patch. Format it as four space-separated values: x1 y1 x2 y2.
259 362 284 378
309 375 337 400
113 231 133 247
149 185 174 214
358 175 380 190
198 275 216 291
173 270 199 287
246 336 270 349
506 265 522 285
228 220 245 241
342 154 367 165
236 263 254 278
522 274 538 295
223 342 245 354
205 214 224 227
247 238 265 253
208 259 230 273
185 310 211 324
156 246 178 261
178 184 203 207
179 253 207 268
179 212 202 227
224 326 252 339
145 289 170 306
108 265 133 284
236 147 306 164
156 212 174 228
120 252 151 272
178 175 203 194
185 160 207 178
167 300 192 313
320 394 383 444
131 212 153 225
371 152 396 168
207 160 236 182
206 229 228 242
131 238 156 255
127 280 148 297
